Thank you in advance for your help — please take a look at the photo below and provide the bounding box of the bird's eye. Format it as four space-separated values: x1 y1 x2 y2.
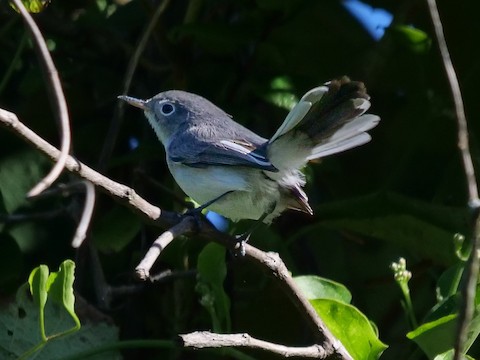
160 102 175 116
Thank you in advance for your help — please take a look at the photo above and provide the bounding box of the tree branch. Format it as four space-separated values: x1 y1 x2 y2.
135 216 196 280
180 331 329 358
0 108 177 226
426 1 480 359
0 107 352 359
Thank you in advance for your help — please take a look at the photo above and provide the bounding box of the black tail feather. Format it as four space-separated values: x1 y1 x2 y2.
296 76 370 142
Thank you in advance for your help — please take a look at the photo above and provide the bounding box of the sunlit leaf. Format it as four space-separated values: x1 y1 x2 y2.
391 25 432 53
294 275 352 303
264 76 298 110
46 260 79 328
10 0 51 13
28 265 49 316
311 299 387 359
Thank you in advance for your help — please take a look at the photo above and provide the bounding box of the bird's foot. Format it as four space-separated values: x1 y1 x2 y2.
233 232 251 257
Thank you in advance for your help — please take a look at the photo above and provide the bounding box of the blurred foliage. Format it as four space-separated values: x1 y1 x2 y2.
1 0 480 359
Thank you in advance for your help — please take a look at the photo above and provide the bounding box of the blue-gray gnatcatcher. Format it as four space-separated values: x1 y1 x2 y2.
119 77 380 224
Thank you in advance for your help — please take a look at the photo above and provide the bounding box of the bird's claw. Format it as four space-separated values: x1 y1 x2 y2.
234 232 251 257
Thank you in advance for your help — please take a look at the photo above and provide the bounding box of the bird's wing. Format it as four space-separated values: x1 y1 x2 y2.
168 132 277 171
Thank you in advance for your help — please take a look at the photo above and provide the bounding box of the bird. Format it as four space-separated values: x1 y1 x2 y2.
119 76 380 226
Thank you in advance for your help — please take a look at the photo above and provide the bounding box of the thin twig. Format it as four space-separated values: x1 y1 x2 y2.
180 331 329 359
98 0 171 169
426 1 480 359
71 181 96 248
11 0 71 197
0 107 352 360
149 269 197 283
136 216 196 280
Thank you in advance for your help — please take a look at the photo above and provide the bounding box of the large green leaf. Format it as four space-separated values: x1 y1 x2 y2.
294 275 352 303
407 315 457 359
408 309 480 359
311 299 387 360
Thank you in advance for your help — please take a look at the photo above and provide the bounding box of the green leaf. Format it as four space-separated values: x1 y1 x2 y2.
0 284 120 359
425 294 460 324
28 264 49 341
92 206 141 252
0 150 47 214
46 260 79 329
409 305 480 359
28 265 49 311
9 0 51 13
407 315 457 359
294 275 352 303
436 264 464 301
433 349 475 360
310 299 387 360
8 221 45 252
5 261 80 358
433 349 454 360
264 76 298 110
196 243 230 332
391 25 432 53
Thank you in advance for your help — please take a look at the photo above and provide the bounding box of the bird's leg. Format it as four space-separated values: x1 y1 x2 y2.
234 201 276 256
185 190 234 215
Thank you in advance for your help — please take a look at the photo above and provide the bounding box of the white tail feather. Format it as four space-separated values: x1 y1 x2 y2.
307 114 380 159
300 85 329 103
307 133 371 160
269 101 312 144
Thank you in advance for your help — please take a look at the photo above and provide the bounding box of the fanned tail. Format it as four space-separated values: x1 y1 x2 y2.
268 76 380 171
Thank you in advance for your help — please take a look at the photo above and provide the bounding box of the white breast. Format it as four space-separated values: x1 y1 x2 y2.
166 159 282 221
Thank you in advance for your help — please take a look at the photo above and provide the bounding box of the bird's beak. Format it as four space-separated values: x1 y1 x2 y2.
118 95 147 110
